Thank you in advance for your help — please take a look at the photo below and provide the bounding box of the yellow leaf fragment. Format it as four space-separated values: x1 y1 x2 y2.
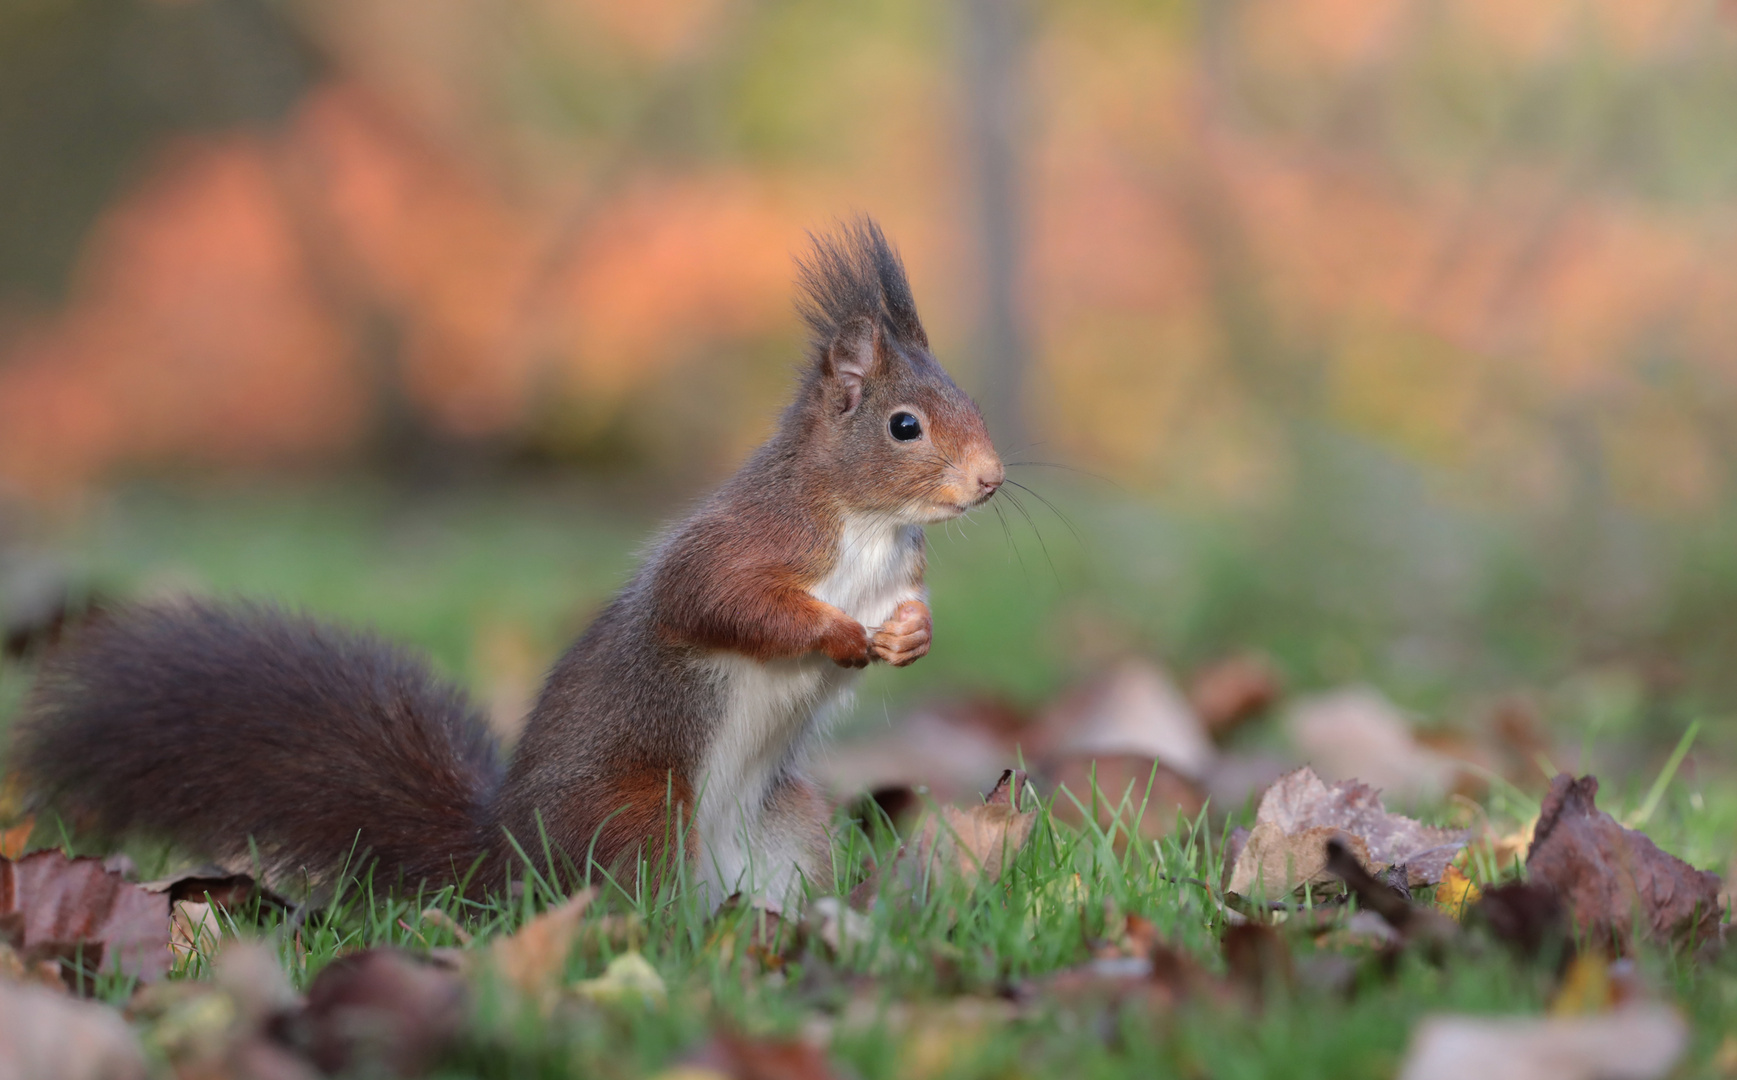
1712 1033 1737 1076
1550 955 1615 1017
572 952 666 1008
0 817 34 859
1432 865 1482 920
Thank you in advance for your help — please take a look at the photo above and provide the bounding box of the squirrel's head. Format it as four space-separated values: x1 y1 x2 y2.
791 218 1003 525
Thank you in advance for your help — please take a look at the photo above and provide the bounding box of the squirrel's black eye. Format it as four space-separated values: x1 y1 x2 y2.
889 411 922 441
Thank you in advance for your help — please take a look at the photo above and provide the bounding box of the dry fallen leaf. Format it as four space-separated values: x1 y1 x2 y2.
0 977 148 1080
1433 865 1482 920
484 888 596 1001
1525 774 1723 954
0 849 172 983
296 948 466 1077
1221 922 1293 1006
1397 1005 1688 1080
0 939 71 990
1226 767 1468 900
883 770 1038 900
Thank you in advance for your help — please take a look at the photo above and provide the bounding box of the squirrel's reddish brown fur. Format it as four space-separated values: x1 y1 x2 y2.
12 218 1003 906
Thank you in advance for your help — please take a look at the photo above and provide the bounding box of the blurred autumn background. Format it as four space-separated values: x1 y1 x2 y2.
4 0 1737 777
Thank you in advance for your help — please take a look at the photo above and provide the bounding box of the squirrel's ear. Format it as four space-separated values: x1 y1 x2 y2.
820 316 885 415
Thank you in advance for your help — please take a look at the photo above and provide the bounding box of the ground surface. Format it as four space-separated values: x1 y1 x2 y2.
1 480 1734 1079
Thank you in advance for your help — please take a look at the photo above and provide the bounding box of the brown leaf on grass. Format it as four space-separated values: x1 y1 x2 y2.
292 949 466 1077
1226 767 1468 900
1322 837 1459 950
678 1030 841 1080
1189 652 1282 739
0 849 171 983
484 888 596 1000
1397 1005 1688 1080
886 770 1037 897
0 978 148 1080
1525 773 1723 954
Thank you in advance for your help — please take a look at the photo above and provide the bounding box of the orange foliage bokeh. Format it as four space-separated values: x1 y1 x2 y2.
2 0 1735 507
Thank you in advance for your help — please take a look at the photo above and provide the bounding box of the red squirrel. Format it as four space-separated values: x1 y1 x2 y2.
12 218 1004 908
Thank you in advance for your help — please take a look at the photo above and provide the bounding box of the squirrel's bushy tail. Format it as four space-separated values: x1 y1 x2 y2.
12 601 504 891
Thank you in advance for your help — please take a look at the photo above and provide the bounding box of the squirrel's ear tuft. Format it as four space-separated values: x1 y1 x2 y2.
796 216 928 363
821 316 881 415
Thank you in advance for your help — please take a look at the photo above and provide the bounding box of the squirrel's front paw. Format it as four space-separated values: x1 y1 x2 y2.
871 600 931 667
817 617 872 669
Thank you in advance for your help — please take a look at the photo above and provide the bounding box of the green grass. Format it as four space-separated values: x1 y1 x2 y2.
3 476 1737 1077
26 774 1737 1079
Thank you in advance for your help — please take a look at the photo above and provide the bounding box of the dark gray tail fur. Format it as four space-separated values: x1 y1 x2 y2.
11 601 504 891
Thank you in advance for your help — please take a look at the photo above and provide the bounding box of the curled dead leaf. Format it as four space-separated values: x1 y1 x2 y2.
858 770 1038 908
910 769 1035 885
1525 774 1722 954
1226 767 1468 901
0 849 172 983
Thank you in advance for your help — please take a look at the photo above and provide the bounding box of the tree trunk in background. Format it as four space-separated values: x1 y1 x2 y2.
958 0 1032 456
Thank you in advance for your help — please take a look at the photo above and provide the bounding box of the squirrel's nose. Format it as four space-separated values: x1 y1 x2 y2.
975 460 1005 500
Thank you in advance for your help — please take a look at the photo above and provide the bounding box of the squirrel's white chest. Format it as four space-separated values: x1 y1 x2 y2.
692 515 923 906
810 516 924 628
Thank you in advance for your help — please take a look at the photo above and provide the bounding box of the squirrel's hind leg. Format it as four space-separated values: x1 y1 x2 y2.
707 774 831 913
